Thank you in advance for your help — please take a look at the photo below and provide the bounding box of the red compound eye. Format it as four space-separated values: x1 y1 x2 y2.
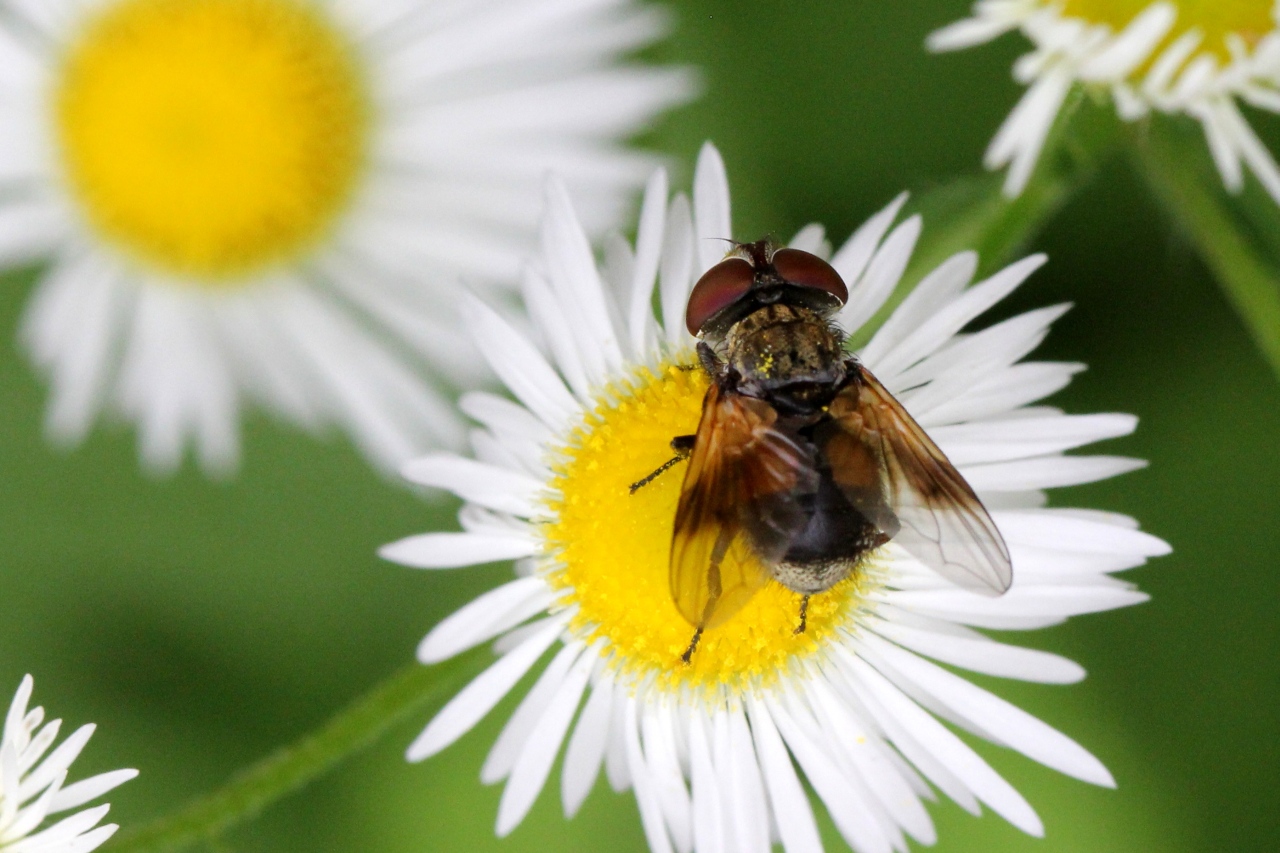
685 257 755 335
770 247 848 305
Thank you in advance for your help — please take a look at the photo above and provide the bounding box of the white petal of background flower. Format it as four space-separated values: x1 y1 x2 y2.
0 0 696 476
384 143 1169 852
0 675 135 853
931 0 1280 203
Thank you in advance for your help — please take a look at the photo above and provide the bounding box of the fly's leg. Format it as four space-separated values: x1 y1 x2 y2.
681 627 704 665
629 435 696 494
697 341 722 375
683 534 730 664
793 594 811 635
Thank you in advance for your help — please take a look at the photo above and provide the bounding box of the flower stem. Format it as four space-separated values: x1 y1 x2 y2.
1131 119 1280 382
110 654 478 853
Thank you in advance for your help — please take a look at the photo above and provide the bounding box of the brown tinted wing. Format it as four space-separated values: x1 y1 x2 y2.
670 384 816 629
827 364 1012 595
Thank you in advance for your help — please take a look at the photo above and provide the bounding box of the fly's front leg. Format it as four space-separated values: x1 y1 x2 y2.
629 435 695 494
697 341 722 376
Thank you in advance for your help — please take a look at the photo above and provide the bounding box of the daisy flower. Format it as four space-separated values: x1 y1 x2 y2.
0 0 692 475
929 1 1280 203
383 143 1169 852
1 675 137 852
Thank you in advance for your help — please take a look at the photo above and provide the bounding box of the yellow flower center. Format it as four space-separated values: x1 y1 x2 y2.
54 0 369 283
543 359 871 692
1061 0 1273 60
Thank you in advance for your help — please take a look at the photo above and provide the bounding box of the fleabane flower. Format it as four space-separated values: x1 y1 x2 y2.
0 675 137 852
383 143 1169 852
930 0 1280 202
0 0 693 475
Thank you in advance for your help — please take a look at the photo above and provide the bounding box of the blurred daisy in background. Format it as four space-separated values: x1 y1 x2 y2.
383 143 1170 851
0 0 693 475
930 1 1280 202
0 675 136 852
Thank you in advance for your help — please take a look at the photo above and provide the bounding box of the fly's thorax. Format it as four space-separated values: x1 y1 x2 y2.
724 304 847 411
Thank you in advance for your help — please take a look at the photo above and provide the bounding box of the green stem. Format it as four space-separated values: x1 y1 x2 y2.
1130 121 1280 382
110 654 478 853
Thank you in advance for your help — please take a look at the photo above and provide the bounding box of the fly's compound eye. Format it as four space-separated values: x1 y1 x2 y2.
685 257 755 336
770 247 848 305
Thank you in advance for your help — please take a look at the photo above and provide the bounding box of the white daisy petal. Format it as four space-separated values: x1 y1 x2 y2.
870 611 1085 683
0 678 134 853
640 702 693 853
484 641 585 785
857 241 968 370
392 148 1166 851
870 254 1046 381
462 295 579 430
886 585 1150 629
379 532 536 569
629 169 670 357
561 669 615 818
686 710 727 853
407 615 567 762
660 194 697 348
627 698 676 853
522 265 594 402
744 697 823 853
802 672 936 844
838 215 925 340
401 453 542 516
1077 3 1177 81
787 223 829 257
723 708 770 853
842 653 1043 836
831 191 909 292
605 679 633 793
693 143 732 273
540 176 625 381
962 454 1147 491
416 577 557 664
931 412 1136 466
927 14 1022 52
858 634 1113 786
765 695 891 853
496 647 593 836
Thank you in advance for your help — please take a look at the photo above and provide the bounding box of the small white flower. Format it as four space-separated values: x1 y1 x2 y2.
0 0 694 475
384 143 1169 851
0 675 137 853
930 0 1280 202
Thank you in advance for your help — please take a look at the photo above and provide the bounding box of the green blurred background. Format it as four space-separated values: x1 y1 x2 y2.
2 1 1277 850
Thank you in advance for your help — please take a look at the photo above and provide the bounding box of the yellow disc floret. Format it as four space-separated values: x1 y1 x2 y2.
544 359 873 692
1062 0 1273 59
55 0 369 282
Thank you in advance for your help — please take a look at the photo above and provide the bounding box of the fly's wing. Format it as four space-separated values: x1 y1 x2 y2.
670 384 817 630
824 363 1013 595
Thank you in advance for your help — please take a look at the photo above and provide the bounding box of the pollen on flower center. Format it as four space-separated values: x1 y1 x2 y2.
54 0 369 283
1062 0 1273 56
543 359 869 691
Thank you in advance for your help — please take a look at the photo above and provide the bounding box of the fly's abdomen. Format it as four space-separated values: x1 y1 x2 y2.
771 465 882 594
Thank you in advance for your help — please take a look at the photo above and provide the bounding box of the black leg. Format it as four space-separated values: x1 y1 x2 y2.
629 435 695 493
681 627 704 664
793 595 810 635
